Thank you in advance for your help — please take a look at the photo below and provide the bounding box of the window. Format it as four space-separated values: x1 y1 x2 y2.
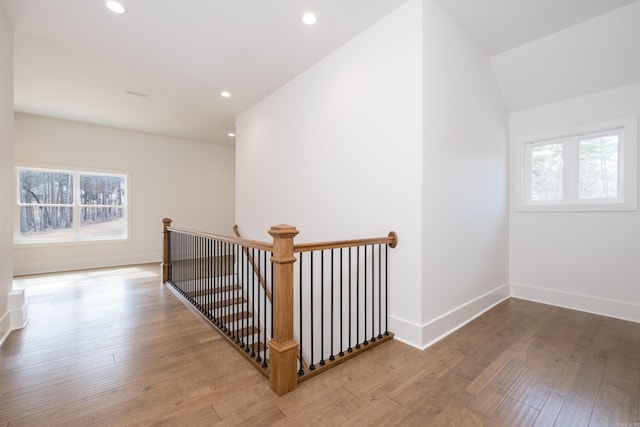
515 117 637 212
16 167 128 243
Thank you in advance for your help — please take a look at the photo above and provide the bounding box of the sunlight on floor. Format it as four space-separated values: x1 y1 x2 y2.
13 264 160 294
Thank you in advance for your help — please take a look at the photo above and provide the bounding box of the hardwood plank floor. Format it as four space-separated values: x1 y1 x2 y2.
2 264 639 426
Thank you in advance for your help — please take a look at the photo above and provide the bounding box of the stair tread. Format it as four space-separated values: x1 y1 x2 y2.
234 326 260 338
202 297 246 310
187 285 241 297
217 311 253 324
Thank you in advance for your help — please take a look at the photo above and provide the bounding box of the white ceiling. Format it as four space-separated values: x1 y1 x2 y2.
434 0 638 56
1 0 639 143
489 0 640 111
1 0 409 145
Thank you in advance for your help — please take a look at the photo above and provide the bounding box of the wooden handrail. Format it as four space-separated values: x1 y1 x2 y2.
233 225 272 303
167 226 273 252
162 219 399 396
294 231 398 253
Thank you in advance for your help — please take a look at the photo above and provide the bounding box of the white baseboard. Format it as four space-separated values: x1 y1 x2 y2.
13 253 161 276
511 282 640 324
9 289 29 330
0 310 10 347
390 283 510 350
0 290 30 347
388 315 423 348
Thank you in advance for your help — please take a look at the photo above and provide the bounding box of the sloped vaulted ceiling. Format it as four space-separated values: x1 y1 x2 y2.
435 0 640 111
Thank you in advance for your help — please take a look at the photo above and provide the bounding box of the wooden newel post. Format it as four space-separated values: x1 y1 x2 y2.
162 218 172 283
268 224 299 396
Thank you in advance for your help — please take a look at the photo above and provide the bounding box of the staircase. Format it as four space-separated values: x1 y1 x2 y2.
162 219 397 395
168 254 271 374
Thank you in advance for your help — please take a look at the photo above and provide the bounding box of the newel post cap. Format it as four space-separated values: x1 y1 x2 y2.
268 224 299 238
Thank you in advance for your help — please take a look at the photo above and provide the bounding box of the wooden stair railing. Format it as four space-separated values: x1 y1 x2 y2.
233 225 272 302
162 218 398 396
234 224 312 371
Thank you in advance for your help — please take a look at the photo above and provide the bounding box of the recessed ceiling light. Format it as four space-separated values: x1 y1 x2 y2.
105 0 126 14
221 91 231 98
302 12 317 25
228 133 236 137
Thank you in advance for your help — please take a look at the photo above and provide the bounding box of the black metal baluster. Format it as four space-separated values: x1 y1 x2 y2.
190 234 194 297
173 232 177 288
250 247 256 357
376 244 381 340
213 239 218 325
183 233 187 295
182 233 186 295
356 246 361 349
262 250 268 368
216 241 227 333
309 251 315 370
385 244 389 336
371 245 376 342
241 245 247 349
234 244 240 344
212 238 215 320
330 248 335 361
320 250 325 366
181 233 185 293
270 256 274 353
256 250 262 363
364 245 368 346
348 247 353 353
298 252 304 376
192 234 196 299
221 241 227 332
244 246 250 353
339 248 344 357
177 233 181 291
205 237 210 319
228 243 233 338
198 235 202 312
220 242 231 336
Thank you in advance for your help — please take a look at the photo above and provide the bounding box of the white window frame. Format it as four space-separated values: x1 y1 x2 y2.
15 166 129 244
514 116 638 212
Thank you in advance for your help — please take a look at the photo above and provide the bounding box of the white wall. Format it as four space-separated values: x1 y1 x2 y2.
0 8 15 343
419 0 509 347
236 0 425 343
236 0 510 348
13 114 235 275
510 82 640 322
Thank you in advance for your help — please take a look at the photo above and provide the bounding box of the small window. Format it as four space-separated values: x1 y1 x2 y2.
578 132 619 200
16 167 128 243
529 141 563 201
515 117 637 212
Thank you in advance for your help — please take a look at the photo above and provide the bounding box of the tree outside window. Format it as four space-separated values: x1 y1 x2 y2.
17 168 127 243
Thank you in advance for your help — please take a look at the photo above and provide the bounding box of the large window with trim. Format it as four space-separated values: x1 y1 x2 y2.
16 167 128 243
515 117 638 212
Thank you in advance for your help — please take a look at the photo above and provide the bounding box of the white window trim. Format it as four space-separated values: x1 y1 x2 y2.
14 166 130 244
514 116 638 212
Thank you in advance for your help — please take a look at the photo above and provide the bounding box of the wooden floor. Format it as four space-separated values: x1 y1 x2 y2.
2 264 639 426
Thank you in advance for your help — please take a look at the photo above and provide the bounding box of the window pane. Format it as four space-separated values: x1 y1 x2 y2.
79 207 126 240
579 135 618 199
80 175 126 206
19 206 73 241
530 143 563 201
19 170 73 204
